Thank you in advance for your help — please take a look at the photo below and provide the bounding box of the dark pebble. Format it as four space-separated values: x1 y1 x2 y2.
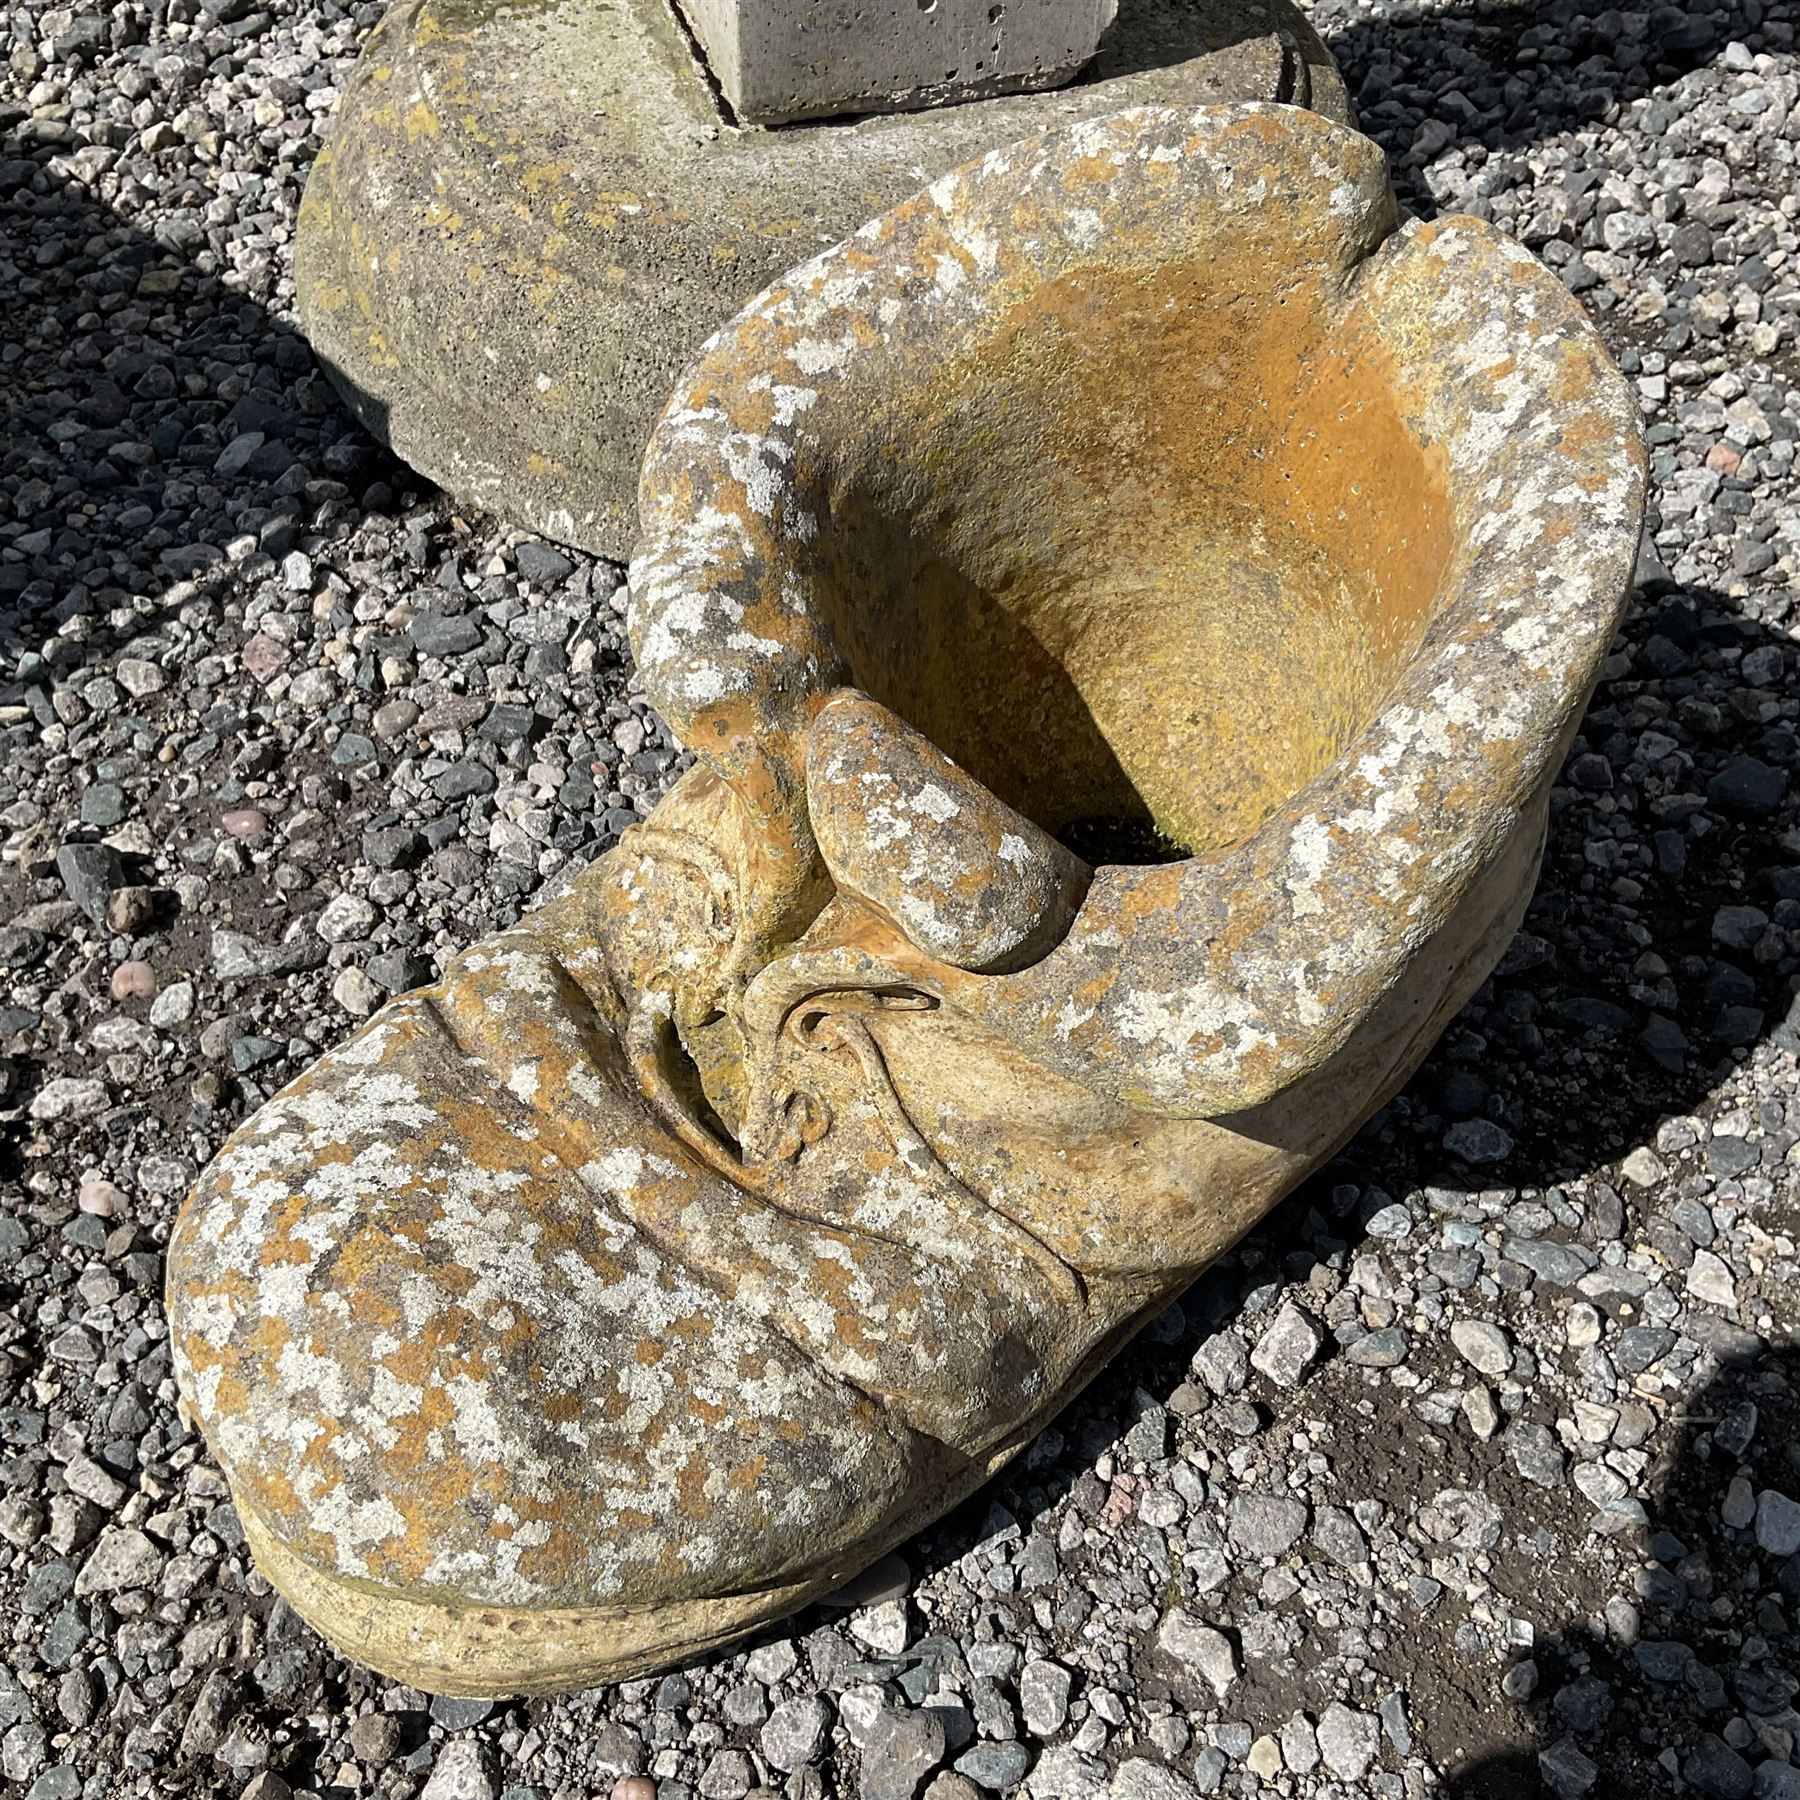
433 762 497 800
331 733 378 768
55 843 128 925
515 541 575 587
410 613 483 656
1707 758 1788 814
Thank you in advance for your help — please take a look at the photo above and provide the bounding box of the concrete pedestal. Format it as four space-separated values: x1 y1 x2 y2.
680 0 1121 124
295 0 1350 558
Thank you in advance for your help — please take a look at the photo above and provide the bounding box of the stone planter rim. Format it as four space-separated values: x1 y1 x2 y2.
629 101 1648 1118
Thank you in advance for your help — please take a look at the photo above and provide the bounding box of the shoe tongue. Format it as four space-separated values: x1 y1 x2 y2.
805 690 1089 975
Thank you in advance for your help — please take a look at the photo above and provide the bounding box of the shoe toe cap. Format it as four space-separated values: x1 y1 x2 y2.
168 997 925 1614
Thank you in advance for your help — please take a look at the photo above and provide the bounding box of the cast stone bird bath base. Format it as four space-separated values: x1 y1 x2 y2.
292 0 1351 559
167 103 1646 1696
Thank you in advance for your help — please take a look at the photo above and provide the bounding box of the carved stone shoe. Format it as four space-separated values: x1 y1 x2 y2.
168 102 1644 1695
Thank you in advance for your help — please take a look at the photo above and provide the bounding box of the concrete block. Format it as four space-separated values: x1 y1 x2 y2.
679 0 1119 124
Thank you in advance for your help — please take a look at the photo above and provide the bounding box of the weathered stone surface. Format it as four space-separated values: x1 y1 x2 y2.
294 0 1350 557
684 0 1118 124
173 105 1643 1699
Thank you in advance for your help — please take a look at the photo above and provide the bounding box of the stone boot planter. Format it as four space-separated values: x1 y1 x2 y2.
169 103 1644 1697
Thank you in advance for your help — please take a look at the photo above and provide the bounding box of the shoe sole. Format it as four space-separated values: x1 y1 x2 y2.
237 1426 1045 1695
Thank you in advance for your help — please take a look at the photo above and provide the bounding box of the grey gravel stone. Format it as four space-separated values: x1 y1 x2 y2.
2 1721 48 1785
181 1669 240 1758
211 928 325 980
1315 1704 1379 1781
28 1080 109 1123
347 1712 404 1762
698 1748 755 1798
763 1695 833 1771
1684 1737 1754 1800
1444 1118 1514 1163
1755 1490 1800 1558
1553 1676 1612 1735
1228 1493 1309 1559
1190 1332 1248 1397
1503 1238 1596 1286
1311 1506 1369 1576
1154 1611 1238 1699
316 892 378 943
1615 1326 1677 1373
1109 1761 1199 1800
25 1768 82 1800
747 1639 799 1686
1019 1659 1073 1737
1707 758 1787 814
1713 905 1771 951
1249 1303 1326 1389
1635 1642 1695 1684
54 843 127 925
955 1742 1029 1790
73 1528 161 1596
1721 1477 1756 1530
411 612 484 656
1279 1715 1319 1775
515 541 576 587
1687 1250 1740 1311
860 1707 946 1800
1505 1420 1567 1489
1539 1738 1598 1798
419 1740 499 1800
428 1696 497 1731
1345 1326 1409 1367
1449 1318 1513 1376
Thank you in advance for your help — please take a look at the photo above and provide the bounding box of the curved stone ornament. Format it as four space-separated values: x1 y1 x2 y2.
171 104 1645 1696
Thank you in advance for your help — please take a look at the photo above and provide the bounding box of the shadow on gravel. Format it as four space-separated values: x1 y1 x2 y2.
0 129 404 685
1323 581 1800 1200
1442 1339 1800 1800
1 130 430 1188
1319 0 1765 212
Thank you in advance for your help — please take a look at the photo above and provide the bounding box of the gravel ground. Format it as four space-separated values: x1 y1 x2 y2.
3 0 1800 1796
